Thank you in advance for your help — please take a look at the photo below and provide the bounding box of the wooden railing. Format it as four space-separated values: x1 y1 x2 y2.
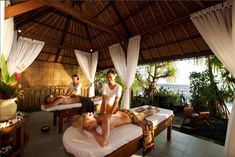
17 86 89 112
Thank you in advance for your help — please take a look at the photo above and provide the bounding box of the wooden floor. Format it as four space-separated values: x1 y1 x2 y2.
23 111 228 157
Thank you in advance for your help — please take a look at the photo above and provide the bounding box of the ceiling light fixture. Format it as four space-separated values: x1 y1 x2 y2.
17 30 22 33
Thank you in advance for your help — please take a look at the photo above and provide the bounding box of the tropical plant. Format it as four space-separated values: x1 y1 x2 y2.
190 55 232 119
135 62 177 99
0 55 23 99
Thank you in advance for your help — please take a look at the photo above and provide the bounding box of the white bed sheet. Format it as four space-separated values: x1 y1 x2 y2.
63 106 173 157
41 99 103 112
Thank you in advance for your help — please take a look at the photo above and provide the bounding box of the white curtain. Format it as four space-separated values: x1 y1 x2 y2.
190 1 235 156
0 0 14 62
7 33 45 75
109 35 141 109
74 50 98 97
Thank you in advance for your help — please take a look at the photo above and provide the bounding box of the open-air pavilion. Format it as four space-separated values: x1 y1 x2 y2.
1 0 235 157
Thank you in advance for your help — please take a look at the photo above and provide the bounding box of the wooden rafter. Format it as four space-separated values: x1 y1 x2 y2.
123 1 155 21
54 8 73 62
169 28 184 55
46 1 126 54
30 20 89 40
5 1 45 19
44 1 114 34
15 7 50 27
194 1 205 8
143 34 201 52
80 4 96 52
178 1 189 13
156 2 167 22
142 40 153 60
20 34 78 51
150 36 161 58
120 0 139 33
159 32 171 57
138 50 212 65
165 1 177 18
180 24 200 53
97 49 212 70
140 16 189 36
110 1 132 38
93 3 111 18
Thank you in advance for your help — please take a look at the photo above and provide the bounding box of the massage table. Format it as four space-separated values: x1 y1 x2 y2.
62 105 173 157
41 99 103 133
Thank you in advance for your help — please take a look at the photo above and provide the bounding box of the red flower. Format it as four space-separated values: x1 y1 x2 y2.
14 72 21 80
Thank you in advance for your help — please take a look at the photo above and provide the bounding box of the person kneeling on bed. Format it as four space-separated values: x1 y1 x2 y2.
72 106 160 149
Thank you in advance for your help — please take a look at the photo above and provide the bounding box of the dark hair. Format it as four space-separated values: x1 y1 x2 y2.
72 74 79 80
106 69 115 75
44 95 52 104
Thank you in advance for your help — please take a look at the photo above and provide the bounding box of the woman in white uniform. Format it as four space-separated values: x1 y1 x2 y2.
100 70 122 114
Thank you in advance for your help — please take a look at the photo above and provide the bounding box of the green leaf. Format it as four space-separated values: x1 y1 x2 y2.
1 55 9 83
8 74 17 84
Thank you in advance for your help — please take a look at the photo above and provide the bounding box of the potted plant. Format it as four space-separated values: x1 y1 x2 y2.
0 55 23 121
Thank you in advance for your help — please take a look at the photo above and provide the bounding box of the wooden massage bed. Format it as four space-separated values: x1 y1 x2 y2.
62 105 173 157
41 99 103 133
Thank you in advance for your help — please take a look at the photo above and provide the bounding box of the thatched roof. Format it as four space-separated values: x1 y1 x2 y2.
8 0 223 69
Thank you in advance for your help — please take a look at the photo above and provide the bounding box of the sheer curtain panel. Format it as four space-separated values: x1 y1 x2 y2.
109 35 141 109
74 50 98 97
0 1 14 62
7 34 45 75
191 0 235 156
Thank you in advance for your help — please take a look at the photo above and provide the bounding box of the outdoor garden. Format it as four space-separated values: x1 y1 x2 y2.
94 55 235 145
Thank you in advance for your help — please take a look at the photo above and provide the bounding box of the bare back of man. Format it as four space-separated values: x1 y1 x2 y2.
44 95 81 108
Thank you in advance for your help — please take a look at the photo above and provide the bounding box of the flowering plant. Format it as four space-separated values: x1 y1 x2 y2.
0 55 23 99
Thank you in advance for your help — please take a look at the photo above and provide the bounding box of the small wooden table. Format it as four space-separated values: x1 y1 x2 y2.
52 108 82 133
0 118 28 157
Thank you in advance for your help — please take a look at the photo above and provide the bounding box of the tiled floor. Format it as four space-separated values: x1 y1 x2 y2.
23 111 228 157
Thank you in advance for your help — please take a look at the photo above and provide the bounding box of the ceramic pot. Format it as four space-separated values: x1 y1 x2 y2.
0 98 17 122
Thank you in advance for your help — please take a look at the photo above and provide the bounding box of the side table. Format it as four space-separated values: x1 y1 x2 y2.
0 118 28 157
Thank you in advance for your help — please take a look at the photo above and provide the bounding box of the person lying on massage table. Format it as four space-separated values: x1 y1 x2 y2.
72 106 160 147
44 95 102 109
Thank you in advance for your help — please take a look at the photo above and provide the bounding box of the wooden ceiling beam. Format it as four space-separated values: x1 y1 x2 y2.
79 4 96 52
143 34 202 51
29 20 89 40
165 1 177 18
178 1 189 13
98 34 202 62
93 3 111 18
5 1 45 19
55 12 72 62
109 1 132 38
156 2 167 22
44 1 114 34
45 0 126 52
98 50 213 70
19 34 79 51
140 16 189 36
159 32 171 57
15 7 50 27
194 1 205 8
169 28 184 55
137 50 212 66
180 24 200 53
